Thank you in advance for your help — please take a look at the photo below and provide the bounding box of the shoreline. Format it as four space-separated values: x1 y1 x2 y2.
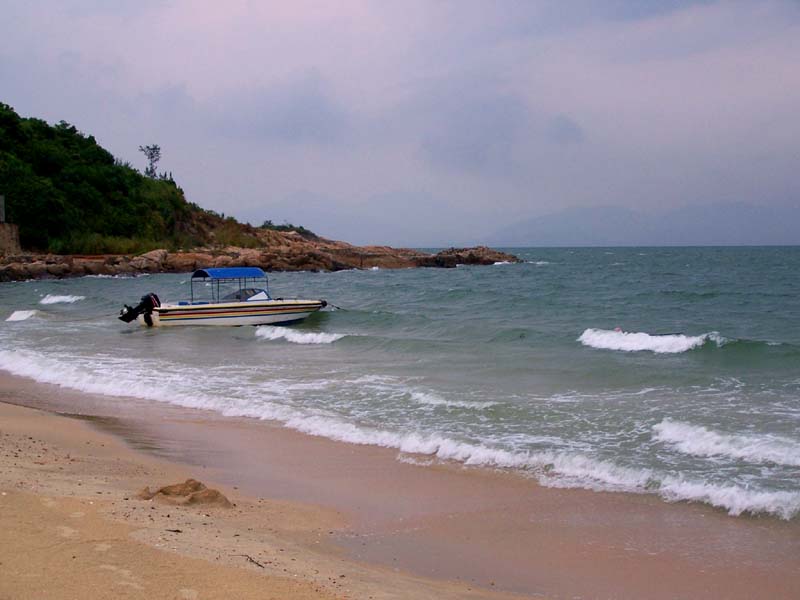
1 371 798 598
0 379 526 600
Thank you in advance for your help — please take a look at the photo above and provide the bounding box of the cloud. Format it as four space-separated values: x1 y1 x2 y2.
212 73 349 144
1 0 799 245
419 90 530 173
546 115 585 144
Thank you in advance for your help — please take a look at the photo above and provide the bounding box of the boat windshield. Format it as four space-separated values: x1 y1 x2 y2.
221 288 270 301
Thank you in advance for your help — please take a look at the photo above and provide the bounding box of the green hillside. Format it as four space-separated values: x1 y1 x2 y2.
0 103 223 254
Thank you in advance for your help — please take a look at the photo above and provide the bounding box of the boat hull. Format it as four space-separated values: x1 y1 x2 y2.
136 300 325 327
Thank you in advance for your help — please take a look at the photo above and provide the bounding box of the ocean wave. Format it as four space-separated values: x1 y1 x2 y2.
255 326 344 345
493 261 512 266
409 391 497 410
535 452 654 492
0 348 217 411
527 261 551 265
578 328 726 353
535 453 799 519
0 347 797 520
5 310 38 322
39 294 86 304
653 419 800 466
659 290 720 300
657 477 800 520
280 415 535 469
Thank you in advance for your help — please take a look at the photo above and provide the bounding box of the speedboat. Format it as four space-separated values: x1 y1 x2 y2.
118 267 327 327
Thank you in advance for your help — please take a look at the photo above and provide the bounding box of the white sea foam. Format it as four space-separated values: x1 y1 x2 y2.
255 326 344 345
6 310 38 321
39 294 86 305
535 452 654 492
537 453 800 519
0 348 215 410
396 454 435 467
527 261 550 266
658 477 800 519
653 419 800 466
280 415 535 468
410 391 497 410
493 261 512 266
578 328 726 354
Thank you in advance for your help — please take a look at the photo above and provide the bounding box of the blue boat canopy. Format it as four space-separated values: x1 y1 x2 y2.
191 267 266 280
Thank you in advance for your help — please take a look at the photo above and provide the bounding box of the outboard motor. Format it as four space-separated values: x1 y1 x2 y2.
118 293 161 326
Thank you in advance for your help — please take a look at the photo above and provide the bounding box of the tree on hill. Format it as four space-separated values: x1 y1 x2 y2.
259 219 318 239
138 144 161 179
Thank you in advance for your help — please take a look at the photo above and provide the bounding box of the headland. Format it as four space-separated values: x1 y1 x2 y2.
0 242 520 282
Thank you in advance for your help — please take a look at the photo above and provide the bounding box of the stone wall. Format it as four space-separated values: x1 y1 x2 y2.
0 223 21 256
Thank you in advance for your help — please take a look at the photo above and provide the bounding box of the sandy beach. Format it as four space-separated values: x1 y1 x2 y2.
1 372 799 599
0 376 528 600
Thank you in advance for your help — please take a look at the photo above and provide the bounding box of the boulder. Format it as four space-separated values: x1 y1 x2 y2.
0 263 26 282
164 252 214 272
46 263 70 276
130 248 167 272
25 262 49 278
212 255 234 267
75 258 113 276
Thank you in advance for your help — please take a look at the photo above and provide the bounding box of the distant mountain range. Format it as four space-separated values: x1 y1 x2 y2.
487 203 800 247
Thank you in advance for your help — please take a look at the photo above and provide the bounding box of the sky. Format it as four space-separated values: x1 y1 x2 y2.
2 0 799 246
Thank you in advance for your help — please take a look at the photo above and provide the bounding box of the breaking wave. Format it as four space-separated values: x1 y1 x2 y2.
653 419 800 467
5 310 38 322
578 328 726 353
409 391 497 410
657 478 800 520
529 454 799 519
39 294 86 304
255 326 345 345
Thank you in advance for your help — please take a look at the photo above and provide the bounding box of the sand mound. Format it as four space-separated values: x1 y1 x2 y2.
137 479 232 508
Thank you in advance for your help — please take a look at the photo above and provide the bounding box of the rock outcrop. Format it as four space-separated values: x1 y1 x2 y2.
413 246 518 268
0 232 521 282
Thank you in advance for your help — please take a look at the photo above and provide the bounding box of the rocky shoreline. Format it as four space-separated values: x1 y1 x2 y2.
0 235 519 282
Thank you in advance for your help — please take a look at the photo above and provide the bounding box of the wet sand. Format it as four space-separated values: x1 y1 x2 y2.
2 371 799 599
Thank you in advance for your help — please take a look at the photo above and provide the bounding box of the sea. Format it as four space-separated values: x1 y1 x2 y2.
1 247 799 519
